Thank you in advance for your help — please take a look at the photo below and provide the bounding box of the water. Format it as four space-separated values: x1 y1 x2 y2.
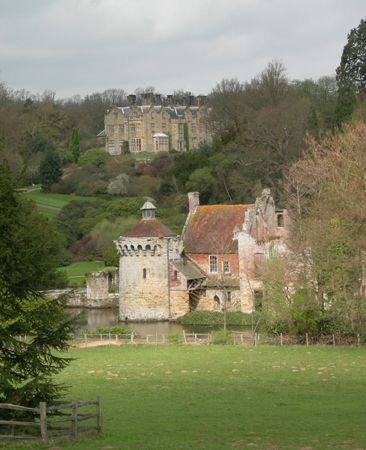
69 308 252 334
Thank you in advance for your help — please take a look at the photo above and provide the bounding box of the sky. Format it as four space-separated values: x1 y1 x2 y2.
0 0 365 99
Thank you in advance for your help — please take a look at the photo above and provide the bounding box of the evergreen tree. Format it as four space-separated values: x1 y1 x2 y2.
39 151 62 191
335 17 366 126
0 165 74 407
69 127 80 163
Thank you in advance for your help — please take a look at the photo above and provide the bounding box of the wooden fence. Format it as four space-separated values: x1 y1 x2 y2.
0 397 102 443
71 332 363 347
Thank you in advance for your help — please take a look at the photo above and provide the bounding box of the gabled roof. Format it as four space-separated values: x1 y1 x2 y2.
183 204 253 254
124 218 176 238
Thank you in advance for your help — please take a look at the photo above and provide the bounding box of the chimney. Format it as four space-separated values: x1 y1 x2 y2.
188 192 200 213
127 94 136 105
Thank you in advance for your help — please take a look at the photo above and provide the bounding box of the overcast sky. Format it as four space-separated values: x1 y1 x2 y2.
0 0 364 99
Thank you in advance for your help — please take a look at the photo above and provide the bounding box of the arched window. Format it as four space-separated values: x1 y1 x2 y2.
214 295 220 311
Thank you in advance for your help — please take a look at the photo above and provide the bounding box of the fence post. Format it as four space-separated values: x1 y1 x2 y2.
253 333 257 347
71 400 78 439
39 401 48 443
84 333 87 343
183 331 187 344
305 333 309 347
194 333 197 344
96 396 103 433
357 334 361 347
146 335 149 344
108 333 111 344
332 334 336 346
280 333 283 346
131 332 134 344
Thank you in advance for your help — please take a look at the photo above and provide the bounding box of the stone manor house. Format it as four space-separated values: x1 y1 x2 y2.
115 189 289 321
98 93 212 155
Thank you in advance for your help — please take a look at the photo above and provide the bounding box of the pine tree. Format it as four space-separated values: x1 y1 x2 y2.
0 165 74 407
69 128 80 163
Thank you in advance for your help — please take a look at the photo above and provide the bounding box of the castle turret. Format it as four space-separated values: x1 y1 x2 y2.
115 201 180 320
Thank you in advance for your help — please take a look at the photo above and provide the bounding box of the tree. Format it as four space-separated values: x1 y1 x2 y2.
69 127 80 163
107 173 130 196
39 151 62 191
285 122 366 330
0 165 74 407
335 18 366 125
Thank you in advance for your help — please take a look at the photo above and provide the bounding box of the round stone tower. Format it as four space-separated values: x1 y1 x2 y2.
115 202 180 321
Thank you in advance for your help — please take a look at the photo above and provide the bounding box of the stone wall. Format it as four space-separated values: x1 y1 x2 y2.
45 288 119 308
117 236 182 321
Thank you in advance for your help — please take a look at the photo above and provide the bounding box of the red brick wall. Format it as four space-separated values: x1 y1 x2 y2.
187 253 239 275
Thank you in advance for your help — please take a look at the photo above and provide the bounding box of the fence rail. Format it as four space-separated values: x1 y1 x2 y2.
0 397 102 443
70 332 363 347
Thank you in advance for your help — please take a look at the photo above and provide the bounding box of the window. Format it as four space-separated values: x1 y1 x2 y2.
223 261 230 273
209 255 218 273
143 268 147 279
130 124 136 132
227 291 231 303
177 140 183 151
173 270 178 281
130 138 142 152
118 124 124 133
277 213 284 227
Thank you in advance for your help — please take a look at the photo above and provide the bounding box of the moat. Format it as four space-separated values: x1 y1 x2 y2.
70 308 252 334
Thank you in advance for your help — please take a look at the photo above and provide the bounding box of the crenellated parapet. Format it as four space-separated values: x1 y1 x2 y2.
115 236 182 259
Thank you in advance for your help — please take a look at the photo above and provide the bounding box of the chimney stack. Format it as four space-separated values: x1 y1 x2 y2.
188 192 200 214
127 94 136 105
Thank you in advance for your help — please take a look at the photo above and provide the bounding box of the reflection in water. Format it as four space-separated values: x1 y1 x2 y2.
68 308 252 334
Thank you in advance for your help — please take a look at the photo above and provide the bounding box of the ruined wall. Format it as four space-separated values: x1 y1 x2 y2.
45 288 118 308
116 236 182 321
86 269 118 300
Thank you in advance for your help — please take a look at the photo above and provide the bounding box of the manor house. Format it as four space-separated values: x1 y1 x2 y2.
115 189 289 321
98 94 212 155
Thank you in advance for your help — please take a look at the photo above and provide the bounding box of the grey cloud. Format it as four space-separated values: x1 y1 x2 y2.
0 0 364 97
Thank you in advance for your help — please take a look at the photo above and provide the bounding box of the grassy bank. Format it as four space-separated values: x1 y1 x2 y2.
7 345 366 449
178 310 262 327
23 190 97 218
59 261 105 287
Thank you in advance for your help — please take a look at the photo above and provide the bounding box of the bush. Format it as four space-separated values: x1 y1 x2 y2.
81 325 127 335
167 334 181 344
211 329 233 345
178 310 263 327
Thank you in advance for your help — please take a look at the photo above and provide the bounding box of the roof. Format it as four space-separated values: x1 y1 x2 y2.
183 204 253 254
141 201 156 210
115 105 202 118
124 218 176 238
173 259 206 280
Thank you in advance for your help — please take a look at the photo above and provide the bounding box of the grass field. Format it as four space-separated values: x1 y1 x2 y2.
9 345 366 450
59 261 105 286
23 190 97 218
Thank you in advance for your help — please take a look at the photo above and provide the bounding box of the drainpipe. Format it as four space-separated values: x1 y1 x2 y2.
166 238 172 319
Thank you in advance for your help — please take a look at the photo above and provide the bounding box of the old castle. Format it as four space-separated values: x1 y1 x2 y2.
98 94 212 155
115 189 289 321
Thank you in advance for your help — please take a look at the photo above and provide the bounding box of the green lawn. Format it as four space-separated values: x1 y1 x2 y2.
8 345 366 450
22 190 97 219
59 261 105 286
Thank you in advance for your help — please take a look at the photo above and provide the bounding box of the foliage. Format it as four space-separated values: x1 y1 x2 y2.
69 127 80 163
0 165 74 406
211 328 234 344
285 122 366 330
39 151 62 191
107 173 130 195
81 325 126 335
335 18 366 125
178 310 262 327
78 148 110 167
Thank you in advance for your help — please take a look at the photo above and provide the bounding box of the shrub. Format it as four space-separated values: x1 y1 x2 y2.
81 325 127 335
211 329 233 345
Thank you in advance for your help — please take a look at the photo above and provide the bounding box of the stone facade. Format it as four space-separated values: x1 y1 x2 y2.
100 94 212 155
115 191 290 321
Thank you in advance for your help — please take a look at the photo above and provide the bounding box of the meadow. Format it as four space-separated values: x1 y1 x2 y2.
23 189 96 218
58 261 105 287
7 345 366 450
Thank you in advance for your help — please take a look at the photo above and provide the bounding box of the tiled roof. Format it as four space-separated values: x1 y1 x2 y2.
124 218 176 238
183 204 253 254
